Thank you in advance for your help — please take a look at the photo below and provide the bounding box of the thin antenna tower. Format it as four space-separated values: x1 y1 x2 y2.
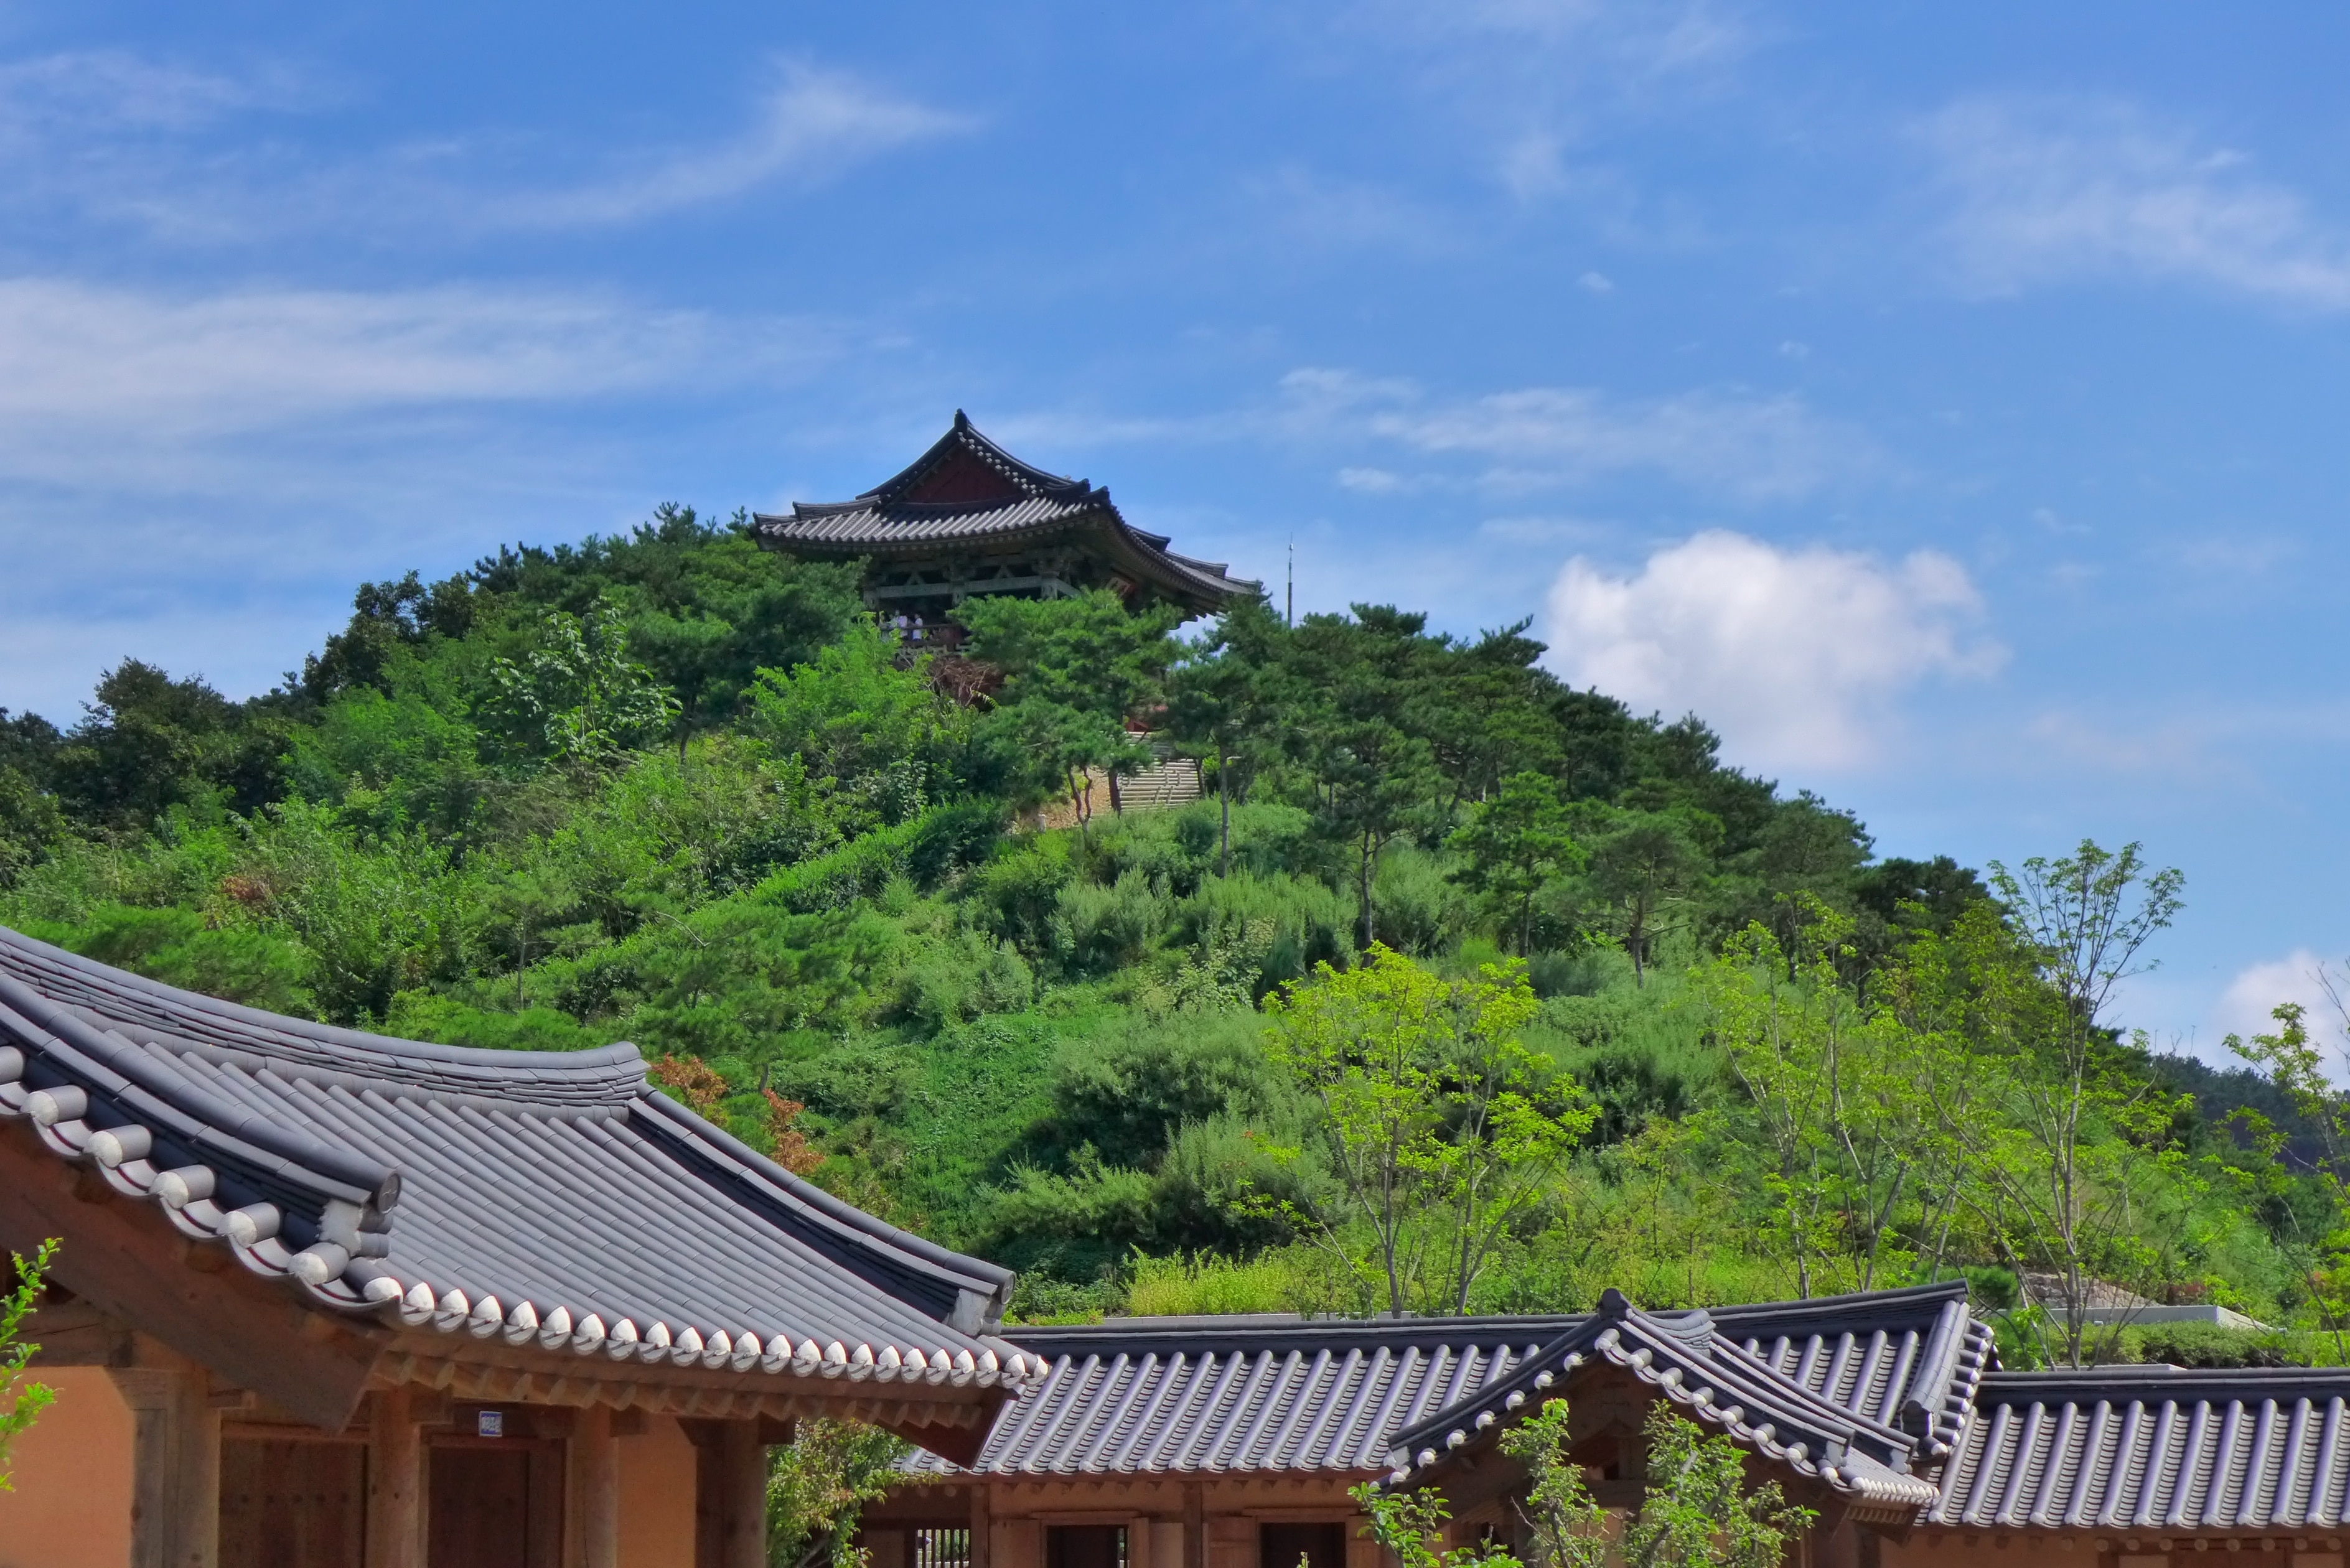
1286 536 1294 627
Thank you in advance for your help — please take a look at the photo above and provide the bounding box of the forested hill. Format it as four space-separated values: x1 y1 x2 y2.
0 507 2333 1361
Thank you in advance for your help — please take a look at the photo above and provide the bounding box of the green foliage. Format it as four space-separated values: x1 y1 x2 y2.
1353 1397 1810 1568
2228 1001 2350 1361
749 618 968 826
1265 946 1594 1314
1450 772 1584 955
6 509 2324 1335
1050 1014 1276 1169
1497 1399 1609 1568
0 714 64 888
1 1238 59 1491
766 1418 913 1568
1620 1402 1814 1568
55 660 288 828
485 596 681 763
1349 1482 1523 1568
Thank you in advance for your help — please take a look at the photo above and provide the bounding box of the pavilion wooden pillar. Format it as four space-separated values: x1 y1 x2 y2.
568 1404 622 1568
108 1366 219 1568
367 1385 426 1568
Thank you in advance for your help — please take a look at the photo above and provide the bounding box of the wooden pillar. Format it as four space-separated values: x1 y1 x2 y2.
108 1366 219 1568
688 1418 769 1568
568 1403 620 1568
720 1419 767 1568
973 1485 993 1568
1185 1477 1206 1568
367 1385 426 1568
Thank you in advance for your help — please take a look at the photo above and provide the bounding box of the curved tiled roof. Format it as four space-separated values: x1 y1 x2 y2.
1933 1368 2350 1531
1716 1282 1998 1456
0 925 1042 1395
1387 1289 1940 1522
752 413 1257 615
913 1315 1570 1477
911 1282 1985 1498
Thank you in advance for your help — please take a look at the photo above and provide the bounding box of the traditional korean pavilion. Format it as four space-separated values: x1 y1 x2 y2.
753 414 1258 641
0 923 1040 1568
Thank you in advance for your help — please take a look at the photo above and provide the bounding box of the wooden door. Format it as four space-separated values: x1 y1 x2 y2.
429 1441 562 1568
218 1436 367 1568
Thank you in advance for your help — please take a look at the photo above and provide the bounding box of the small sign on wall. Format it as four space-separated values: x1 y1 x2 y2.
476 1409 504 1439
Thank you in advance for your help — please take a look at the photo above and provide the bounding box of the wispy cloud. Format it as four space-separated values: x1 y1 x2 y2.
1920 95 2350 309
0 49 298 133
1281 367 1881 502
0 51 970 242
1543 531 2005 772
500 63 973 228
0 277 835 487
1329 0 1754 211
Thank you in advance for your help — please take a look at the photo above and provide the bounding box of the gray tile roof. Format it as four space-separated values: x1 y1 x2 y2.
1388 1289 1943 1522
1932 1368 2350 1531
1714 1282 1998 1456
0 924 1043 1393
909 1282 1987 1499
752 413 1257 614
911 1314 1572 1477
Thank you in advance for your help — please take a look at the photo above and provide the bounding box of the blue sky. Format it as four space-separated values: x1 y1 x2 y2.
2 1 2347 1058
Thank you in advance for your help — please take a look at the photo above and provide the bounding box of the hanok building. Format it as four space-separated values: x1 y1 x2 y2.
865 1281 2350 1568
0 924 1044 1568
754 414 1258 646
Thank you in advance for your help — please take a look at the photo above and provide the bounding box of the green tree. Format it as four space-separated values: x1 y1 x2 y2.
1449 772 1584 954
958 589 1184 826
1621 1402 1814 1568
766 1418 913 1568
2229 1001 2350 1361
1352 1398 1810 1568
1583 810 1708 986
1167 597 1285 878
1265 946 1591 1314
1278 609 1445 951
1 1238 59 1491
751 618 968 828
1888 842 2191 1366
468 506 865 742
54 660 288 828
1692 903 1923 1298
1497 1397 1609 1568
485 596 681 764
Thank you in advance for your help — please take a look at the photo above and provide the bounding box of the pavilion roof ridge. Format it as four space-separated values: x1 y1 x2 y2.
853 410 1092 506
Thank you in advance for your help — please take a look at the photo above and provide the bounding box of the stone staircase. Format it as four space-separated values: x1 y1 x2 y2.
1116 737 1202 813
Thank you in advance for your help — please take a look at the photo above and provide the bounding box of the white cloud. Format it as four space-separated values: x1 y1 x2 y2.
0 277 830 485
1281 369 1881 502
1542 531 2003 771
1578 270 1615 293
1921 95 2350 309
0 52 968 241
0 49 295 133
505 63 972 228
2209 951 2344 1065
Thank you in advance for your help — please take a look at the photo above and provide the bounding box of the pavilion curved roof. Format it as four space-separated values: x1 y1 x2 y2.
0 924 1041 1426
752 412 1258 616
